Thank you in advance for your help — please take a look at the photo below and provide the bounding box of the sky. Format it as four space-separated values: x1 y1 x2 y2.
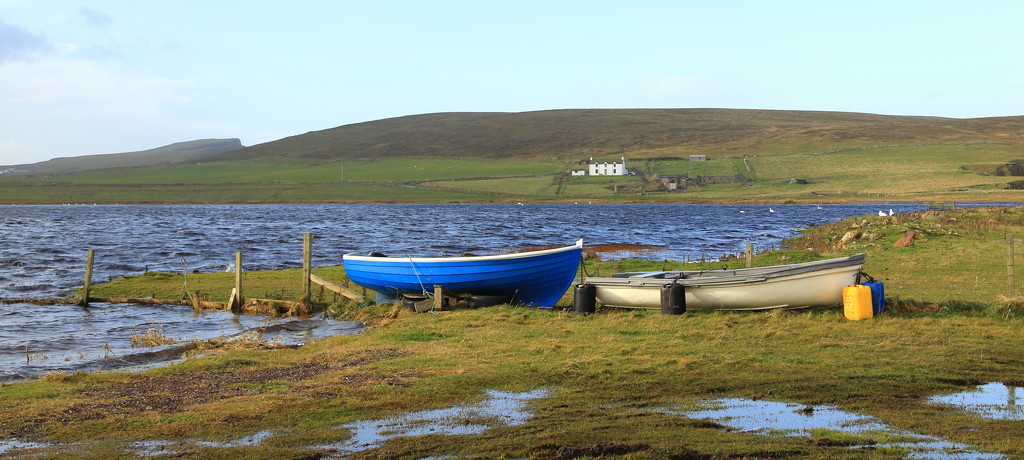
2 1 1023 165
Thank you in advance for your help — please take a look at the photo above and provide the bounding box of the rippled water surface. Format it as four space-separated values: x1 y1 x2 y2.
0 203 943 298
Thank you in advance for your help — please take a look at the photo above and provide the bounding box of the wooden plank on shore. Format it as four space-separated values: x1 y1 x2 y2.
310 273 363 301
3 296 291 311
2 298 77 305
93 297 223 308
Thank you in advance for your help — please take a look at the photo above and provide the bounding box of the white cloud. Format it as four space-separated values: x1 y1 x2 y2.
0 59 188 114
0 19 52 62
0 59 232 164
77 7 112 29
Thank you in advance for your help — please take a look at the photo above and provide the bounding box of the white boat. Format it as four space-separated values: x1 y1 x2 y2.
584 253 866 310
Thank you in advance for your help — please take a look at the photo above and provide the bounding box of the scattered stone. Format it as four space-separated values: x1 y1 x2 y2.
835 231 862 248
781 178 808 184
894 231 918 247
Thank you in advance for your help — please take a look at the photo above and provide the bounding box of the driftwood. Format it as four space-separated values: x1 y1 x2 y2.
1 296 305 315
1 297 77 305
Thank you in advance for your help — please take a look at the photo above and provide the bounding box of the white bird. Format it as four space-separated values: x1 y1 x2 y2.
816 205 823 210
888 208 894 216
768 208 775 213
739 210 746 213
878 210 886 216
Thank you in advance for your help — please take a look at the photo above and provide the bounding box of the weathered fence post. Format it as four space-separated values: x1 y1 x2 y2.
227 251 244 312
77 249 95 307
1008 233 1015 297
301 232 312 304
745 242 753 268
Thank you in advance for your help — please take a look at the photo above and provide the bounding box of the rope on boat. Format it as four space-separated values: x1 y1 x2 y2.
578 254 597 278
407 255 433 299
856 271 877 284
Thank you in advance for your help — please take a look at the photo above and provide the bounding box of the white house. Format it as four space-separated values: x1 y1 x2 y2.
587 157 627 176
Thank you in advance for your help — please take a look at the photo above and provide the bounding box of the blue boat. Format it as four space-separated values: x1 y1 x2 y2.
342 239 583 308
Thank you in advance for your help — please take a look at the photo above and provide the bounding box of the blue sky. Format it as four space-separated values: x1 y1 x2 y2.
2 1 1023 165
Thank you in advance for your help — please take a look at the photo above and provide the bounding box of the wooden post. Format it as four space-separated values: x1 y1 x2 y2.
77 249 95 307
434 285 445 311
301 232 312 303
745 243 753 268
1008 233 1015 297
227 251 244 312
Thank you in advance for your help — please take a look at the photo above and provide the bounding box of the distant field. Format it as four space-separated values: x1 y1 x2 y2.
55 158 562 185
0 181 491 203
4 140 1024 204
407 143 1024 202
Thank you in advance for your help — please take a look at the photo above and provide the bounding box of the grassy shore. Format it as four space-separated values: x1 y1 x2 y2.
3 208 1024 458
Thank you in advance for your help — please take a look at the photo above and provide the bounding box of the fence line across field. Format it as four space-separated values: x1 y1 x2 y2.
5 232 363 311
4 230 1022 309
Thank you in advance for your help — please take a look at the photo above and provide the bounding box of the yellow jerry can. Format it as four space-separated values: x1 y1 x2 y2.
843 285 873 320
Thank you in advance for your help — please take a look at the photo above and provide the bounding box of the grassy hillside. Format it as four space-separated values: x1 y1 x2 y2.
204 109 1024 162
2 138 243 175
4 109 1024 203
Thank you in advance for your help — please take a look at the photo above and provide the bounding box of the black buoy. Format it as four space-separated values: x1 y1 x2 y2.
660 283 686 315
574 283 596 314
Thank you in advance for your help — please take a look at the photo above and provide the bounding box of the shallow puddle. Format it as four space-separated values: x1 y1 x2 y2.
0 439 57 455
4 389 546 457
661 397 1003 459
195 429 276 448
123 429 278 456
928 382 1024 420
311 388 549 457
127 440 179 457
681 397 890 434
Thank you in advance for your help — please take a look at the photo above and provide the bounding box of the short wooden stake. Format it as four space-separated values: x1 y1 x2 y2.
1008 233 1015 297
434 285 445 311
745 242 753 268
77 249 95 307
229 251 244 312
301 232 312 303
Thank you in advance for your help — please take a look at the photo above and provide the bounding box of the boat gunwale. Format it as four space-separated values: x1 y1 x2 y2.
343 239 583 264
585 254 866 288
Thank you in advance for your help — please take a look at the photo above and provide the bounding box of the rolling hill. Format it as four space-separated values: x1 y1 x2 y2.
202 109 1024 163
3 138 243 175
5 109 1024 204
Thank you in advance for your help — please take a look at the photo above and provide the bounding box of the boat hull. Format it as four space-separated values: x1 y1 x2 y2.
342 240 583 308
586 254 865 310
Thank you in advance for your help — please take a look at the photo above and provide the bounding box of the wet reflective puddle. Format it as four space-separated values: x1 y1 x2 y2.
661 397 1004 459
929 382 1024 420
123 430 277 456
80 389 548 457
0 439 57 456
311 388 550 457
